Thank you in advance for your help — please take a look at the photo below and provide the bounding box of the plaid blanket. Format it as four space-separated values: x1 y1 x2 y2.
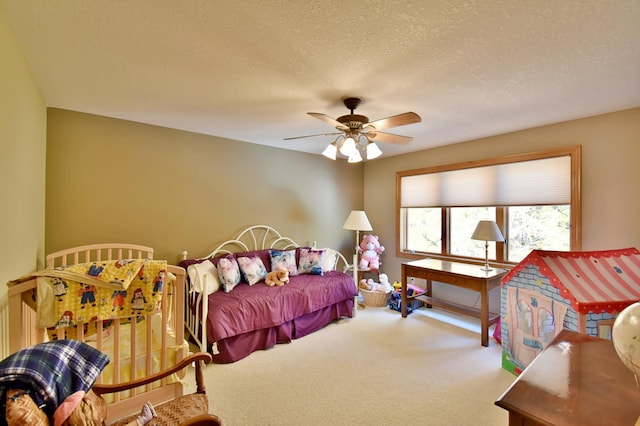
0 340 109 418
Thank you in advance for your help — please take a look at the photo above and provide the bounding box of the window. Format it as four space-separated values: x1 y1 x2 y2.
397 146 581 265
450 207 497 258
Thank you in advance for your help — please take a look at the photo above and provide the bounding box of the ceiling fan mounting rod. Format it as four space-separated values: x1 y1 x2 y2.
336 97 368 128
343 97 361 114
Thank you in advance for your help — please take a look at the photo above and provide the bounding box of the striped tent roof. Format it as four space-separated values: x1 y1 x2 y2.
502 247 640 314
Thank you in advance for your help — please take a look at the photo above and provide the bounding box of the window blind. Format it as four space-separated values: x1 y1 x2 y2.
400 155 571 207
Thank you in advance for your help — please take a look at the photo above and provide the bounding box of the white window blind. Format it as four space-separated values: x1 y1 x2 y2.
400 156 571 207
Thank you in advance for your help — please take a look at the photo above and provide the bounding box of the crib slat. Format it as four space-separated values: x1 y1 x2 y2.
146 314 154 393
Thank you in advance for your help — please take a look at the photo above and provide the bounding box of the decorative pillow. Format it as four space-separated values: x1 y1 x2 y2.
298 248 325 275
237 249 272 273
269 249 298 276
216 255 242 292
237 255 268 285
186 259 221 294
321 248 340 272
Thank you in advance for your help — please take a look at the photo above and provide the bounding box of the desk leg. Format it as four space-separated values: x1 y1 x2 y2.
481 286 489 347
401 266 407 318
425 279 432 309
507 411 527 426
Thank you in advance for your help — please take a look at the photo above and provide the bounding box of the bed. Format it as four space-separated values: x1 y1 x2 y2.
180 225 358 363
6 243 189 423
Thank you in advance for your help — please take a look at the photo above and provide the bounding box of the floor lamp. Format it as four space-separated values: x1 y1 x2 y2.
342 210 373 307
343 210 373 258
471 220 505 271
343 210 373 286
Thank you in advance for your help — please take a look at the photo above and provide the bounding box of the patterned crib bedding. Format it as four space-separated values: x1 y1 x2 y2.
32 259 169 336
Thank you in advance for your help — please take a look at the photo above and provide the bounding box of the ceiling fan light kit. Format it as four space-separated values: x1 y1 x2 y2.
366 141 383 159
339 135 357 156
285 97 421 162
321 142 337 160
348 150 363 163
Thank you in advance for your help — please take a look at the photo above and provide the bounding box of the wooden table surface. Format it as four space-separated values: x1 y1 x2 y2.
496 329 640 425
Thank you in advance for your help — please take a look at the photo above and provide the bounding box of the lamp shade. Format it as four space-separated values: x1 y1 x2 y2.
339 136 357 156
366 142 383 160
471 220 505 242
322 142 337 160
348 150 363 163
343 210 373 231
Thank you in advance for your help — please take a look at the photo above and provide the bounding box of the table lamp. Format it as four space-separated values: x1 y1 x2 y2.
471 220 504 271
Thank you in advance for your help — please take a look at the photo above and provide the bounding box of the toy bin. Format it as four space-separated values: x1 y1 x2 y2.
360 289 389 307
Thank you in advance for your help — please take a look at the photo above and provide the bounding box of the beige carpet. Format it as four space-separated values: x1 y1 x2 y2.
184 306 517 425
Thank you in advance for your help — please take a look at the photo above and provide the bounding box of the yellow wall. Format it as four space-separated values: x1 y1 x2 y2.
46 109 364 263
364 107 640 310
0 10 47 358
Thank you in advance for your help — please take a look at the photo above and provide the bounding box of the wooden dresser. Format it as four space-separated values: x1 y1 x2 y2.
495 329 640 425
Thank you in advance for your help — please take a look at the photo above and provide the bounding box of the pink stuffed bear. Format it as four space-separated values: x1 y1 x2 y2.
358 234 385 270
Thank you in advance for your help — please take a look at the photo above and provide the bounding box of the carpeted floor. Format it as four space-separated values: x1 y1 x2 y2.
184 306 517 425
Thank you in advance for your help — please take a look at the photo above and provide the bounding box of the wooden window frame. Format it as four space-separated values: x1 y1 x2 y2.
396 146 582 266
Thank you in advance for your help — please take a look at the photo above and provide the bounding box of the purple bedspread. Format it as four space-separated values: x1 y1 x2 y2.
206 271 356 343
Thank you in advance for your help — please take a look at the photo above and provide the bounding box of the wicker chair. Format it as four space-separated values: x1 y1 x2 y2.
92 352 221 426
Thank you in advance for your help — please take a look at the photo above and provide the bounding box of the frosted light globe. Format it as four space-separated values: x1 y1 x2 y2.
612 302 640 379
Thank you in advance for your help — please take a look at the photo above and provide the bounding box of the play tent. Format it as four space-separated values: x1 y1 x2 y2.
500 247 640 374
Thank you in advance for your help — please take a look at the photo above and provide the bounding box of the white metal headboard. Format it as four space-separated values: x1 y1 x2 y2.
181 224 351 271
182 225 295 261
197 225 299 260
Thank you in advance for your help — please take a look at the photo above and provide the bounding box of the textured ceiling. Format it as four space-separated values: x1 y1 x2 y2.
2 1 640 159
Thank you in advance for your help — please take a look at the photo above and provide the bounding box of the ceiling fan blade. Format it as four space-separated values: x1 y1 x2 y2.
308 112 350 130
284 132 343 141
367 131 413 145
364 112 421 131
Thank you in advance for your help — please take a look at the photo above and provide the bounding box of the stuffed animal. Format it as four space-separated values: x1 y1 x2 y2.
358 234 385 270
359 278 373 291
378 273 393 293
368 281 384 292
4 389 156 426
361 275 392 293
360 278 381 291
0 340 111 426
265 268 290 286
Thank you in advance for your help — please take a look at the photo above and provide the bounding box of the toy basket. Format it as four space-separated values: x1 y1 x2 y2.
360 289 390 307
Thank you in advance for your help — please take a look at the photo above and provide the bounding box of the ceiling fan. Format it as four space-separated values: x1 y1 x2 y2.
284 97 421 162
